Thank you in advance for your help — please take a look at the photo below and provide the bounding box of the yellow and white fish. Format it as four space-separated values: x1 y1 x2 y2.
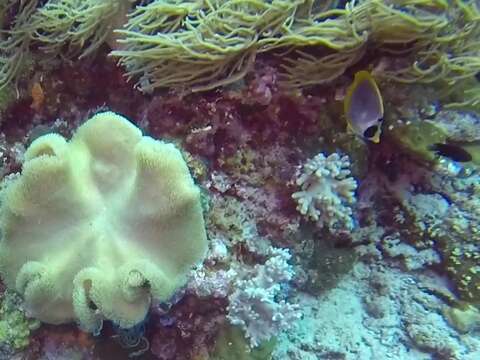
344 71 384 143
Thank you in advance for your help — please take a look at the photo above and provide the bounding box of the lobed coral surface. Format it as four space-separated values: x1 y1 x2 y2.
0 112 207 334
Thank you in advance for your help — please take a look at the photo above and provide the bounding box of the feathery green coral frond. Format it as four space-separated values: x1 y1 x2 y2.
111 0 480 93
0 0 133 89
1 0 479 96
112 0 302 92
27 0 125 59
0 0 37 90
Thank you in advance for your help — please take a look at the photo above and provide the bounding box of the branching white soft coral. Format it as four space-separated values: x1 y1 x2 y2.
292 153 357 232
0 112 207 333
226 248 300 347
187 242 300 348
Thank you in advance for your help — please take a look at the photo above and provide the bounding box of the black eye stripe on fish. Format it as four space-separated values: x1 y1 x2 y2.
363 125 378 139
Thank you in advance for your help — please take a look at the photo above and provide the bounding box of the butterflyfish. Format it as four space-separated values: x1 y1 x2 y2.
344 71 384 143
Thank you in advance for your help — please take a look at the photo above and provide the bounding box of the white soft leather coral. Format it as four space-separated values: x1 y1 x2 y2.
0 112 207 332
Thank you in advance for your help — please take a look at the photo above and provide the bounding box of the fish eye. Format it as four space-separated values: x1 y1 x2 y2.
378 118 383 122
363 125 378 139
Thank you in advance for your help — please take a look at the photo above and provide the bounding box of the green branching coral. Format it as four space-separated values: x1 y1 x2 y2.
111 0 480 93
0 290 40 353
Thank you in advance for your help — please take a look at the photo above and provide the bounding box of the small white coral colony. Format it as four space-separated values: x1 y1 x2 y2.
292 153 357 232
0 112 207 333
226 248 300 347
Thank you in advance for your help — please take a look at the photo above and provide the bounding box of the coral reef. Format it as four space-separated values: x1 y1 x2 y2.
292 152 357 233
0 112 207 333
0 1 479 359
274 263 480 360
423 172 480 302
188 211 300 348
